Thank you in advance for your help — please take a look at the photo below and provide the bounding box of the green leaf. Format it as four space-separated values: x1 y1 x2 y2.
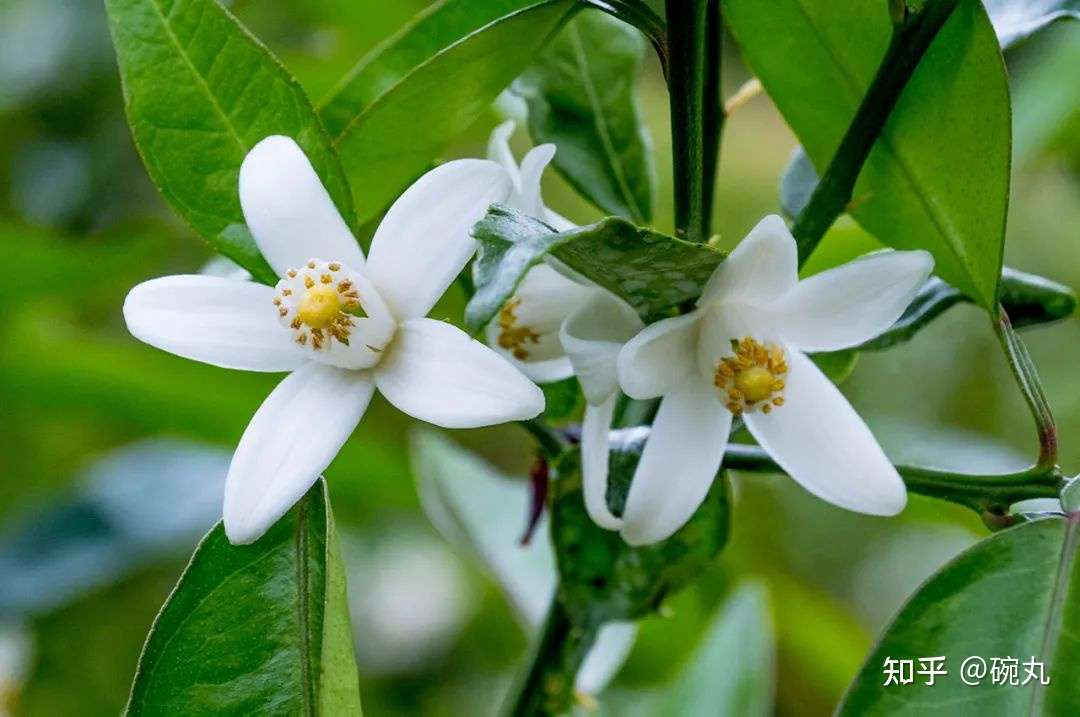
104 0 354 284
515 8 655 222
550 443 730 627
466 206 725 332
985 0 1080 49
541 377 582 422
126 479 361 715
320 0 575 224
839 516 1080 714
858 267 1076 351
810 350 859 384
726 0 1010 309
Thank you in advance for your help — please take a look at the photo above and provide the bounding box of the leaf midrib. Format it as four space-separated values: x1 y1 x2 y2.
1028 514 1080 714
143 0 247 155
787 0 980 300
295 499 316 717
565 22 645 223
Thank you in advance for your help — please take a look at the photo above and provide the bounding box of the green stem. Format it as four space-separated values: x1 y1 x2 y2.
993 305 1059 471
722 444 1064 517
665 0 722 244
791 0 959 264
503 600 599 717
518 418 566 459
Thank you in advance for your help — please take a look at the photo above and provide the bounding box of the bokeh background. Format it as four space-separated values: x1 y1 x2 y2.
0 1 1077 715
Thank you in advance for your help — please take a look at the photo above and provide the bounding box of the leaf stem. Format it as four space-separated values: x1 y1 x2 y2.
503 600 598 717
518 418 567 459
791 0 960 264
665 0 722 244
993 305 1059 471
722 444 1064 517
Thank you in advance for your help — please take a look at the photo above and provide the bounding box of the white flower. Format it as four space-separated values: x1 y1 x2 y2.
483 121 595 383
610 215 934 545
124 136 544 545
482 122 648 529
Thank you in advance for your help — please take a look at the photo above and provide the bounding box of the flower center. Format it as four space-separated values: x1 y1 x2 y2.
714 337 787 416
497 297 541 360
297 285 342 329
274 259 366 351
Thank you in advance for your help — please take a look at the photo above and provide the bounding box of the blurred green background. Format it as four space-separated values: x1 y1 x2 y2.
0 1 1077 715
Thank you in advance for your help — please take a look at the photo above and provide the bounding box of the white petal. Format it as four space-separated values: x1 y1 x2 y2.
515 144 556 216
375 318 544 428
238 136 363 276
486 120 522 192
620 380 731 545
366 159 512 320
123 275 305 372
542 207 578 232
505 264 595 362
582 395 622 530
561 291 644 405
223 363 374 544
616 310 702 400
766 250 934 352
743 349 906 516
698 214 797 307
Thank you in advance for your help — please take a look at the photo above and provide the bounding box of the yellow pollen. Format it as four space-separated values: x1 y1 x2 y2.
497 297 540 361
297 285 342 329
714 337 788 416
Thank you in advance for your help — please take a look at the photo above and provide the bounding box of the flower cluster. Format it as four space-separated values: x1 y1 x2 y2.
123 126 932 547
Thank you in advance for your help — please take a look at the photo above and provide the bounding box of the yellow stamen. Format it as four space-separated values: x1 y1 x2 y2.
714 337 788 415
497 297 540 361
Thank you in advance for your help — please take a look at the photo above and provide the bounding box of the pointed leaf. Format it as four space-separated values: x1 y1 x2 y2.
466 205 725 332
321 0 575 224
515 9 656 222
726 0 1010 309
839 516 1080 714
104 0 355 285
857 267 1076 351
126 479 361 715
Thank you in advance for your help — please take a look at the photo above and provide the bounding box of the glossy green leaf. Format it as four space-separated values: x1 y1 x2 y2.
515 9 655 222
104 0 355 285
985 0 1080 49
726 0 1010 309
466 206 725 332
839 516 1080 714
550 442 730 627
126 479 361 716
858 267 1076 351
320 0 575 224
